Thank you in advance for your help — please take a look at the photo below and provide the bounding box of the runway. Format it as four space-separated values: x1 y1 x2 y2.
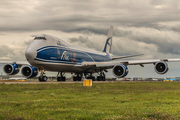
0 80 116 84
0 80 170 84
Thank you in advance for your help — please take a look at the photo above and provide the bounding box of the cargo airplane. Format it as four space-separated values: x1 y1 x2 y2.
1 26 180 82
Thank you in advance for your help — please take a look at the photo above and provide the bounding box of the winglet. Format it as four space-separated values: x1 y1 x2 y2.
103 26 113 53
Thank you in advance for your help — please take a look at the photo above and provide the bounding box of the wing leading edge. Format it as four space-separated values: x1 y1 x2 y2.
0 61 29 66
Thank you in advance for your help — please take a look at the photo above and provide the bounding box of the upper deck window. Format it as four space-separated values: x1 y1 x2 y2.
34 37 46 40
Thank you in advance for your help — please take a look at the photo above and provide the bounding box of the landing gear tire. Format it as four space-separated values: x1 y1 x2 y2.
39 77 42 81
57 77 66 81
43 76 47 82
78 77 81 81
73 77 82 81
97 76 101 81
57 72 66 82
57 77 61 81
38 69 47 82
87 76 95 81
97 76 105 81
73 77 77 81
39 76 47 82
85 73 95 81
102 76 105 81
96 71 106 81
62 77 66 81
73 73 82 81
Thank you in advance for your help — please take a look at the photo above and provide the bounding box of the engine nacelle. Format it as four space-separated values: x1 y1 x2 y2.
21 65 38 78
3 63 19 75
154 61 169 74
112 64 129 78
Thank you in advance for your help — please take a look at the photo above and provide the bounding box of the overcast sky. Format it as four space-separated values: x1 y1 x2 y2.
1 0 180 78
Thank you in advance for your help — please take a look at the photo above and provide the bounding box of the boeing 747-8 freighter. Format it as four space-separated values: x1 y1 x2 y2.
1 26 180 82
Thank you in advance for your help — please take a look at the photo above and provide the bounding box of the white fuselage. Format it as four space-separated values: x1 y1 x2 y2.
25 34 111 73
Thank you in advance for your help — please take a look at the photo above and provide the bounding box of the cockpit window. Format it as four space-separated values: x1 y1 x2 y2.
34 37 46 40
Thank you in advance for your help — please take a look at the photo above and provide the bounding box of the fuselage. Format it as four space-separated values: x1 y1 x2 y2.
25 34 112 73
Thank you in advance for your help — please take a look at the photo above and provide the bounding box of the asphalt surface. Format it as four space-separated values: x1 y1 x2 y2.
0 80 170 84
0 80 117 84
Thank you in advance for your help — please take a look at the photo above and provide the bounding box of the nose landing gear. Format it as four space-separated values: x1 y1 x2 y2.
39 69 47 82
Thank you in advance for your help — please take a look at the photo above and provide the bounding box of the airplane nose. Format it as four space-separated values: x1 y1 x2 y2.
25 46 36 62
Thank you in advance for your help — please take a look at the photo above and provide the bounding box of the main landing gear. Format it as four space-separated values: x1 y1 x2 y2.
73 73 82 81
85 73 96 81
39 69 48 82
57 72 66 81
85 71 106 81
38 70 106 82
97 71 106 81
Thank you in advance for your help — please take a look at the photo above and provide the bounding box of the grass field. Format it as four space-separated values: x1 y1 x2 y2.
0 81 180 120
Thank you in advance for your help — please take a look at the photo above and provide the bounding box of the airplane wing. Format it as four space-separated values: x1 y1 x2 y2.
0 61 29 66
79 58 180 69
76 58 180 78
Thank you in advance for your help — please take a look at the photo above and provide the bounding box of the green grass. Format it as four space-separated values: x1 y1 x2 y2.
0 81 180 119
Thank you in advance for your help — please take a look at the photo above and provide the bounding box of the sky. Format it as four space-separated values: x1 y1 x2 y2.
1 0 180 78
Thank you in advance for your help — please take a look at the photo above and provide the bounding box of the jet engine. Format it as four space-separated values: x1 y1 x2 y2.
154 61 169 74
3 63 19 75
21 65 38 78
112 64 129 78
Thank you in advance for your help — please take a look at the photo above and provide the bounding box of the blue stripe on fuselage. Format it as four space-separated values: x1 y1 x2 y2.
37 46 56 52
34 58 76 64
34 46 111 64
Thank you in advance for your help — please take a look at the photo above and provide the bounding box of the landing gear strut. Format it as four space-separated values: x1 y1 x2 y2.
57 72 66 81
73 73 82 81
39 69 47 82
85 73 95 81
97 71 106 81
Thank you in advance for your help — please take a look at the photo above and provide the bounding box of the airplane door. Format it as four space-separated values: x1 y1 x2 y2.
70 50 76 62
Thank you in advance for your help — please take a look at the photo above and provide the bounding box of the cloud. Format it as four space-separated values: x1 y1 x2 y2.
68 24 180 59
119 27 180 55
22 39 33 46
0 38 31 61
0 0 179 34
0 45 20 60
69 36 105 51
